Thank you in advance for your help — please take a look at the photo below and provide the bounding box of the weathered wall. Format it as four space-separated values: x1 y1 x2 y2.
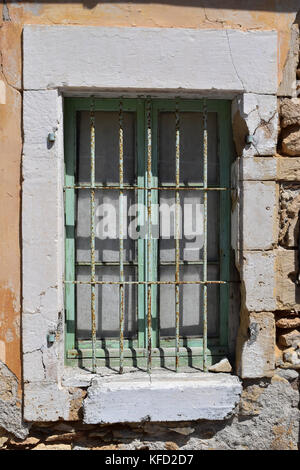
1 372 299 450
1 0 300 450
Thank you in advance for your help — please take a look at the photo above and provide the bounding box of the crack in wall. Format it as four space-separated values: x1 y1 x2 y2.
225 29 245 91
0 48 21 93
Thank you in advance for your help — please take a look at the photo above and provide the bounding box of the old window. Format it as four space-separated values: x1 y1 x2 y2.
64 97 231 373
23 25 277 422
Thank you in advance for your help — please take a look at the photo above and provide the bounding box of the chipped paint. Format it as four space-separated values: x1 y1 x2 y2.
0 0 299 427
5 2 299 86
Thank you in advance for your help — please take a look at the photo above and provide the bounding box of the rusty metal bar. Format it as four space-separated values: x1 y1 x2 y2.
175 102 180 372
90 98 97 373
147 99 152 374
64 185 228 191
65 280 227 285
119 100 125 374
76 261 138 266
203 100 208 372
76 260 218 266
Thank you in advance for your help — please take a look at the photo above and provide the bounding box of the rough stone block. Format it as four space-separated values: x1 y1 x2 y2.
280 97 300 127
279 185 300 248
278 25 299 97
242 181 277 250
277 157 300 181
24 383 70 422
232 93 278 157
278 329 300 348
23 350 45 382
0 362 29 438
83 373 242 424
276 248 300 311
281 125 300 156
242 251 276 312
276 317 300 329
233 157 277 181
238 312 275 379
283 348 300 366
208 358 232 373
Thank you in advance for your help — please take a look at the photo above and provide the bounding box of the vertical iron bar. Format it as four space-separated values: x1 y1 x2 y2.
119 100 125 374
147 99 152 374
175 102 180 372
90 98 96 373
203 100 208 372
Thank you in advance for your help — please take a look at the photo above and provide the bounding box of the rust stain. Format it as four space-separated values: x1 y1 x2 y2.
119 99 124 374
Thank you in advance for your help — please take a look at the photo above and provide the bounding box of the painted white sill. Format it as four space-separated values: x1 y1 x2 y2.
67 369 242 424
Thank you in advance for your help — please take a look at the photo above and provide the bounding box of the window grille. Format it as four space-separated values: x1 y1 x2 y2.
64 97 232 373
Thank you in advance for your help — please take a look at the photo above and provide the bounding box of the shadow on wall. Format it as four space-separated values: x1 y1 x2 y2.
4 0 300 12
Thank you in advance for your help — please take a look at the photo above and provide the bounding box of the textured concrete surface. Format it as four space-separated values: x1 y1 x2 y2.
23 26 277 94
0 362 28 439
238 312 275 378
83 373 242 424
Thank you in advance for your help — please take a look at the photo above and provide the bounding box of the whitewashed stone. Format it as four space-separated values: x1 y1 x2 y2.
231 161 277 260
238 312 275 379
62 369 95 388
22 314 53 354
242 251 276 311
22 88 64 399
83 373 242 424
233 157 277 181
24 383 70 422
23 90 61 149
242 182 277 250
232 93 278 156
23 350 45 382
23 26 277 94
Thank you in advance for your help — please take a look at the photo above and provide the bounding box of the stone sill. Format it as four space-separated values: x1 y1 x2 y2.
81 371 242 424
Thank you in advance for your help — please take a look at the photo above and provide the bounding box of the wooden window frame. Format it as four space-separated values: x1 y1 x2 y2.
64 97 232 370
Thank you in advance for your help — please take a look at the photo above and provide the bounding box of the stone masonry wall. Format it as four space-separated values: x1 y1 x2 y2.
276 28 300 373
1 2 300 451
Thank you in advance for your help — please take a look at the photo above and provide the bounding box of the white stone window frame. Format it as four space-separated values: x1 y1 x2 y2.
22 25 278 423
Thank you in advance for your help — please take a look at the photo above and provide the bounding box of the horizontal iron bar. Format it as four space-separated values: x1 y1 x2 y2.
64 185 230 191
76 261 138 266
64 280 228 285
67 346 228 359
75 260 220 266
